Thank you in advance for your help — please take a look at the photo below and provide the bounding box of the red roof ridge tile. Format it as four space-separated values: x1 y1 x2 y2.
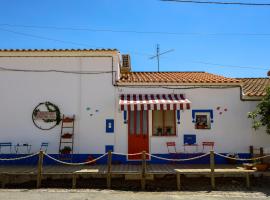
118 71 240 84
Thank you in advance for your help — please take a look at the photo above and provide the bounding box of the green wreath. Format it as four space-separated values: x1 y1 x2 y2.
32 102 61 130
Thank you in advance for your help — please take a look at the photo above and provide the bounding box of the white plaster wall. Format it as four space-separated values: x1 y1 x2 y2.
115 87 270 154
0 54 269 155
0 55 119 154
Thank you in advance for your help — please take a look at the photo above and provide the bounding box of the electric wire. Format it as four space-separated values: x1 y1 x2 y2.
1 23 270 37
0 66 116 75
0 28 152 57
161 0 270 6
186 61 269 70
0 28 268 72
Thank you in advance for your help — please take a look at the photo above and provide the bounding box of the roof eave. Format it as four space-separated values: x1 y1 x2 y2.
0 49 119 57
116 82 241 86
241 95 264 101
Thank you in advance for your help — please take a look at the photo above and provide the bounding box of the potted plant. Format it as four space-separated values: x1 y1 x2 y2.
156 127 163 136
60 146 72 154
63 117 74 123
165 126 172 135
243 163 254 170
254 160 269 171
61 133 73 139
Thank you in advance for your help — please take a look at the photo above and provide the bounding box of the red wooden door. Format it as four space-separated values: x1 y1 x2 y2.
128 110 149 160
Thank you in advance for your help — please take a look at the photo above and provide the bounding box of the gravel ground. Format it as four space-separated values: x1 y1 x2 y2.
0 189 270 200
1 176 270 199
4 176 270 192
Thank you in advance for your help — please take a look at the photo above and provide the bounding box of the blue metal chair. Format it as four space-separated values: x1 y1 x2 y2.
0 142 12 154
40 142 49 153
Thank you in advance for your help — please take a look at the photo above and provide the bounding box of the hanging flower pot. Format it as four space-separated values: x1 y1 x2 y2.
255 163 269 171
60 146 72 154
61 133 73 139
63 117 74 123
243 163 254 170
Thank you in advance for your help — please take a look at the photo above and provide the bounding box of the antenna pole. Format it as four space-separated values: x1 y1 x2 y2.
149 44 174 72
157 44 160 72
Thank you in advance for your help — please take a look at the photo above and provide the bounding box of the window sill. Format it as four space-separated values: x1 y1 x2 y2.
151 135 178 137
195 128 211 130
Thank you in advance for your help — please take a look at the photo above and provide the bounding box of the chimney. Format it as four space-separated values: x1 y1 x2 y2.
121 54 131 73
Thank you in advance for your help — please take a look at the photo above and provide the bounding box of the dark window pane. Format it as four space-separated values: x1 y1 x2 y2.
153 111 163 136
164 111 176 135
129 111 135 135
195 113 211 129
136 110 141 135
142 111 148 135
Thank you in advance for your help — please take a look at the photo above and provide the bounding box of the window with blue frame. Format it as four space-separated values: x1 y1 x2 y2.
192 110 213 130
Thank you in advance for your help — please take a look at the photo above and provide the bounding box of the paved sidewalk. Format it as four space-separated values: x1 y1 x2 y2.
0 189 269 200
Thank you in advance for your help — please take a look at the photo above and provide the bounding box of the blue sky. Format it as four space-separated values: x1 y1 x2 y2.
0 0 269 77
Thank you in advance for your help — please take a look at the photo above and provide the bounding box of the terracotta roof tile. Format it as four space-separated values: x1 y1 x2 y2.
237 78 270 97
0 48 118 52
118 72 240 84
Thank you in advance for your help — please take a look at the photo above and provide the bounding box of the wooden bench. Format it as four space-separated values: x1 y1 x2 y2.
175 168 254 190
72 169 99 189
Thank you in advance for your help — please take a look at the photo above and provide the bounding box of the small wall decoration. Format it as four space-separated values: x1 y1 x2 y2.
192 109 213 129
32 101 61 130
216 106 228 115
86 107 100 117
106 119 114 133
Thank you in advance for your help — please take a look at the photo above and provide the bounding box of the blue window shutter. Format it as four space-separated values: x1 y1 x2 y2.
123 111 127 124
176 110 180 124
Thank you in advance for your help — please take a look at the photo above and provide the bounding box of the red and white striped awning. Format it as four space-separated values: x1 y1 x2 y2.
119 94 191 111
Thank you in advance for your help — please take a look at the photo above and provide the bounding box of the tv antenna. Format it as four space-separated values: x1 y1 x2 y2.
149 44 174 72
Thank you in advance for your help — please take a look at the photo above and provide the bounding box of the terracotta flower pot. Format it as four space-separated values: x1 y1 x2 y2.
243 163 254 170
63 117 73 123
61 133 73 139
255 163 268 171
60 150 71 154
60 146 72 154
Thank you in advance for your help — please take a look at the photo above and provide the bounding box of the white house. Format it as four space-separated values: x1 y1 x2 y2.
0 49 269 164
